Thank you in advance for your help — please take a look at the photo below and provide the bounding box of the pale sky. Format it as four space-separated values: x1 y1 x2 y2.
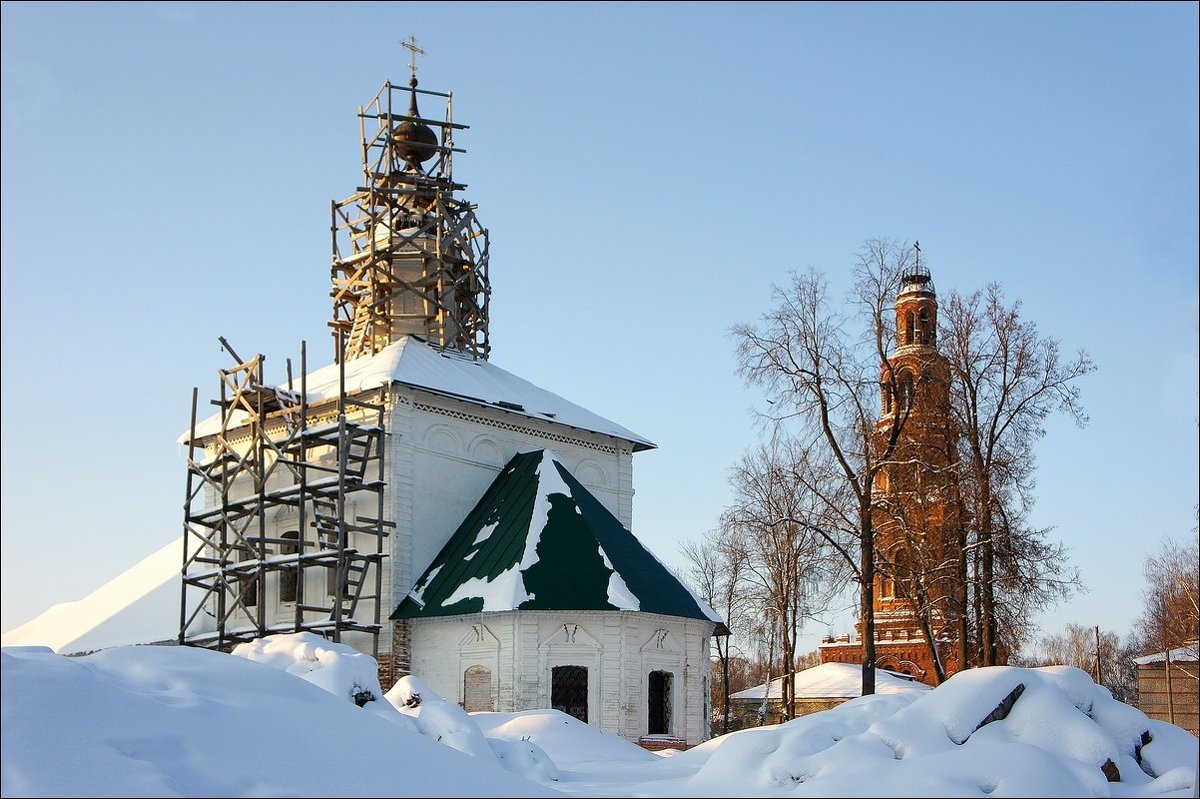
2 2 1197 656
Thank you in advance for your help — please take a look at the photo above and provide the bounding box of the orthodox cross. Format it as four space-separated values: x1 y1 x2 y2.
914 240 921 269
402 35 426 80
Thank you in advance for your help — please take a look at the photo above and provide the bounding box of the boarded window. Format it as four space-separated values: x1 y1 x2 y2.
551 665 588 723
463 665 494 712
648 670 672 735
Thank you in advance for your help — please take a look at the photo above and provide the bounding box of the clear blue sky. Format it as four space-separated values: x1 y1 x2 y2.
2 2 1197 657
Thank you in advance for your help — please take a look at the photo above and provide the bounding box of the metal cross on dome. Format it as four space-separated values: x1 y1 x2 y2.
402 35 426 80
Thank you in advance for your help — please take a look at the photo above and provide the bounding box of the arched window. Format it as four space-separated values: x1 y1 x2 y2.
551 665 589 723
239 574 258 608
897 371 915 411
905 311 915 345
279 531 299 604
648 670 673 735
918 309 930 345
882 383 893 415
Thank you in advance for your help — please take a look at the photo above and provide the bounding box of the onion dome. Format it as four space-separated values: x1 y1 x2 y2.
394 76 438 170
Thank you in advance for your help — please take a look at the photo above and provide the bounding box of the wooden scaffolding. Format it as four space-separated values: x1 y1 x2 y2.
179 339 392 653
330 78 490 362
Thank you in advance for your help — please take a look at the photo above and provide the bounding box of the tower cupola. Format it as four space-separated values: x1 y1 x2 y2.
896 242 938 350
393 76 438 172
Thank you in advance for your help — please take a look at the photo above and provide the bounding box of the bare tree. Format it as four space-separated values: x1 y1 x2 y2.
733 239 917 695
1016 622 1137 702
681 527 748 735
1138 529 1200 673
940 283 1094 665
721 437 844 718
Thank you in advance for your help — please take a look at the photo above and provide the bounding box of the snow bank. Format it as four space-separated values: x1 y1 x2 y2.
3 639 1194 798
617 666 1198 797
0 643 551 797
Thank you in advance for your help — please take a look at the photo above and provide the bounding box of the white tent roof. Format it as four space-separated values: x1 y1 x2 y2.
182 337 653 450
729 661 931 700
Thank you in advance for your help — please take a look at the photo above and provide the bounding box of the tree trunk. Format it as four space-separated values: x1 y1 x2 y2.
720 635 731 736
979 496 997 666
957 517 969 674
860 504 877 695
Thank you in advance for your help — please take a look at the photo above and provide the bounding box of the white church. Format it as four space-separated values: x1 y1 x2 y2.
7 68 723 749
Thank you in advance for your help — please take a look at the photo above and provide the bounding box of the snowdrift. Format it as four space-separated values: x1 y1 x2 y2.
2 634 1196 797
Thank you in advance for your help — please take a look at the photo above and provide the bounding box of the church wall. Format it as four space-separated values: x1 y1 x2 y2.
409 610 714 747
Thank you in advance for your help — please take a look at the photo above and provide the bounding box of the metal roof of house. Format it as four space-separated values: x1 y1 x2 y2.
1133 642 1199 665
182 337 654 451
391 450 723 630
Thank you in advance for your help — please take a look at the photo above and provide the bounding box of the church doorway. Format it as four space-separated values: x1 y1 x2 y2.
647 670 672 735
551 665 588 723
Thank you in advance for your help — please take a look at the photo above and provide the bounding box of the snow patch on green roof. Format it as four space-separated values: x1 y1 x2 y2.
391 450 720 627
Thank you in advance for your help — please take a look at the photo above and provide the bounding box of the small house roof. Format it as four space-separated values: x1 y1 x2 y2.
391 450 724 631
1133 642 1199 665
729 662 930 700
181 337 653 451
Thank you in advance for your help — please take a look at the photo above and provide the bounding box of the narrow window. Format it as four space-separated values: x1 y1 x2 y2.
463 665 494 712
239 572 258 608
648 670 673 735
898 371 914 411
905 311 915 345
919 309 930 345
279 531 299 604
551 665 589 723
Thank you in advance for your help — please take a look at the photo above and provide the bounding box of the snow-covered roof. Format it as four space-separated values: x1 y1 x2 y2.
729 661 931 700
181 337 653 450
1134 642 1199 665
392 450 724 630
0 537 187 654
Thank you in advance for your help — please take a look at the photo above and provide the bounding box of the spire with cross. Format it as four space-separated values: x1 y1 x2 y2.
402 35 425 81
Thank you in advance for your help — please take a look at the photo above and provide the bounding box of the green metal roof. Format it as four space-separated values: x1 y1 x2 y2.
391 450 722 630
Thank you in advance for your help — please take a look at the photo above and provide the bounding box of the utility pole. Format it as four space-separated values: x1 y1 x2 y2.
1094 625 1103 686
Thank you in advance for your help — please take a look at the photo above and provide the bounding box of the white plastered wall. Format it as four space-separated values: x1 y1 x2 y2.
410 610 714 746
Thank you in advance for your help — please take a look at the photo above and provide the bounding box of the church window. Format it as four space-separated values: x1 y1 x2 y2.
326 562 352 599
919 309 932 345
648 670 673 735
905 311 915 345
239 572 258 608
463 665 494 712
279 531 299 604
897 371 914 411
551 665 589 723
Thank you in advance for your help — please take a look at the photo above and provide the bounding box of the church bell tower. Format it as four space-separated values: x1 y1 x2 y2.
330 38 491 362
869 245 963 682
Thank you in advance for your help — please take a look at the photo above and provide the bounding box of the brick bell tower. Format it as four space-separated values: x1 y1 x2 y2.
821 244 964 685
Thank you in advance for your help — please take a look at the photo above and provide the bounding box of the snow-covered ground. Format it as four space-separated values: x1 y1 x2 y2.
2 634 1196 797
